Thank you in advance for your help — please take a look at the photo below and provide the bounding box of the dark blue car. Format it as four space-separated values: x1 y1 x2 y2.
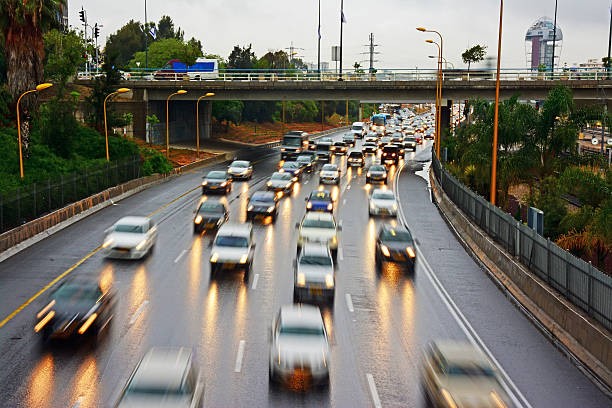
305 190 334 212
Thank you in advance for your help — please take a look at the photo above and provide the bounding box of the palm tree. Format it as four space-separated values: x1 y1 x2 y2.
0 0 65 149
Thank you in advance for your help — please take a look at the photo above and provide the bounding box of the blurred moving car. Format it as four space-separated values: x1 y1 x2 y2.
351 121 366 138
362 142 378 154
193 199 229 233
369 189 398 217
375 224 416 271
296 154 315 172
404 135 417 152
342 133 356 146
296 211 340 259
306 190 334 212
267 171 297 196
269 305 330 386
381 145 400 166
210 223 255 282
293 244 335 304
279 161 303 180
115 347 204 408
202 171 232 195
415 133 423 145
35 276 115 341
247 191 279 222
366 164 388 184
347 151 365 167
227 160 253 180
319 164 341 185
424 130 435 140
330 141 348 155
422 341 512 408
102 216 157 259
392 142 405 156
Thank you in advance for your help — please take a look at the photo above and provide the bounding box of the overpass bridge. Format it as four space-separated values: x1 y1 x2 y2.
77 68 612 143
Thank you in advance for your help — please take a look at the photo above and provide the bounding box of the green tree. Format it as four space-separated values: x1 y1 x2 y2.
129 37 202 68
104 19 150 68
85 50 122 132
212 100 243 131
43 29 85 93
156 15 183 40
530 176 568 239
461 44 487 72
228 44 256 70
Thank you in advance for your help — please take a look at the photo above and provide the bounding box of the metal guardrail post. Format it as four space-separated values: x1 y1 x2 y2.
547 238 551 284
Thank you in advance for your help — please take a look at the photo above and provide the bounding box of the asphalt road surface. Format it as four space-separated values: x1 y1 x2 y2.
0 121 609 407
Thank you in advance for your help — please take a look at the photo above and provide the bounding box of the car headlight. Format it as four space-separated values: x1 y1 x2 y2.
331 236 337 245
441 389 458 408
267 181 272 187
382 173 387 178
267 206 275 213
392 203 398 211
220 182 227 187
239 254 248 264
202 181 208 186
306 202 312 209
297 273 306 287
281 148 286 151
292 177 298 182
325 274 334 288
366 172 371 177
194 215 203 224
381 245 391 257
102 238 113 248
210 253 219 263
279 169 285 173
406 247 416 258
135 240 147 251
247 205 254 211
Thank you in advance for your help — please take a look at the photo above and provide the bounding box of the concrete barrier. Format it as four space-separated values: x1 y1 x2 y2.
429 169 612 389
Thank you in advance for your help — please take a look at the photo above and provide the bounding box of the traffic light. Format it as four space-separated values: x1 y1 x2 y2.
79 8 86 23
94 23 99 39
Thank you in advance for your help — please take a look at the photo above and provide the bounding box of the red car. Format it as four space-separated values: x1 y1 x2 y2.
415 134 423 144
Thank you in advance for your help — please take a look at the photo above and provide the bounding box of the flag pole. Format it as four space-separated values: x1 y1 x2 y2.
318 0 321 74
144 0 148 71
339 0 344 76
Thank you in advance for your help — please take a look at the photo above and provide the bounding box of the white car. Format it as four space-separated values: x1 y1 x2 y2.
115 347 204 408
296 212 340 259
369 189 398 216
102 216 157 259
319 164 340 185
209 223 255 282
269 304 330 386
293 244 335 303
351 121 366 138
227 160 253 180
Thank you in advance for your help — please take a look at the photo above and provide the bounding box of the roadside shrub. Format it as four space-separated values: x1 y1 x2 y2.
140 147 173 176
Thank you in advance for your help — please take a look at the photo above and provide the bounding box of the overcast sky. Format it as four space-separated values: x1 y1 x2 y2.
71 0 611 70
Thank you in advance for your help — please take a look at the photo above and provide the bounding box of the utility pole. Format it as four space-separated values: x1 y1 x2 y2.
360 33 380 75
145 0 148 71
607 4 612 79
318 0 321 74
339 0 344 76
284 42 305 67
551 0 558 74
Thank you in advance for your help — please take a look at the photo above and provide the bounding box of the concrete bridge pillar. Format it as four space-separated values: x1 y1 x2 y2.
439 99 452 148
146 99 212 146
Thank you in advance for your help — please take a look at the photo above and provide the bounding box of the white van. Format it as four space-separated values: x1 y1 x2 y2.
351 122 366 139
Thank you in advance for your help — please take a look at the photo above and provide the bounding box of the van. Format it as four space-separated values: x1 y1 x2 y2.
351 122 366 139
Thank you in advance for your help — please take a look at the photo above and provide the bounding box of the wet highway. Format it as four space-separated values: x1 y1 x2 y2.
0 121 609 407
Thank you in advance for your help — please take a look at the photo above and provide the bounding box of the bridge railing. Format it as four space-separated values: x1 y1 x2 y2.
113 67 612 82
432 151 612 330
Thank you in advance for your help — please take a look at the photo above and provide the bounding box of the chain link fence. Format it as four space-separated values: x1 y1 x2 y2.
0 156 141 234
432 151 612 330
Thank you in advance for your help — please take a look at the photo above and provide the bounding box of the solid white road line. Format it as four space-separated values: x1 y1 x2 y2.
366 373 382 408
129 300 149 325
173 249 188 263
343 198 347 205
251 273 260 290
338 246 344 261
234 340 246 373
393 160 532 408
345 293 354 313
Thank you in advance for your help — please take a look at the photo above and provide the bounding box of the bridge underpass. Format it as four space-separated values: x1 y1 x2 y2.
79 78 612 143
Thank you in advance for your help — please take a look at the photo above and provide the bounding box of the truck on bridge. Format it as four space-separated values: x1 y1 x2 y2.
154 58 219 80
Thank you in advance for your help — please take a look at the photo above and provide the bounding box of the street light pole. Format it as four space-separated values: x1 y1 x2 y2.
166 90 187 159
418 27 443 159
426 39 441 159
491 0 504 206
607 4 612 79
318 0 321 74
196 93 215 159
339 0 344 76
104 88 131 161
551 0 558 74
16 83 53 178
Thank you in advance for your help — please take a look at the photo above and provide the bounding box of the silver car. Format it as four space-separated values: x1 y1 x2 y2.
102 216 157 259
319 164 340 185
293 244 335 304
269 305 330 386
267 171 296 195
227 160 253 180
369 189 398 216
115 347 204 408
209 223 255 282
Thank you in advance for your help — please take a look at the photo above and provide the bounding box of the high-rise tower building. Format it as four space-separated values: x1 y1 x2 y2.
525 17 562 71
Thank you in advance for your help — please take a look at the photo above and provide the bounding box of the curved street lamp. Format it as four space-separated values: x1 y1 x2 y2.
429 55 454 69
16 83 53 179
419 27 444 159
491 0 504 205
196 92 215 158
166 90 187 158
426 39 442 159
104 88 131 161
